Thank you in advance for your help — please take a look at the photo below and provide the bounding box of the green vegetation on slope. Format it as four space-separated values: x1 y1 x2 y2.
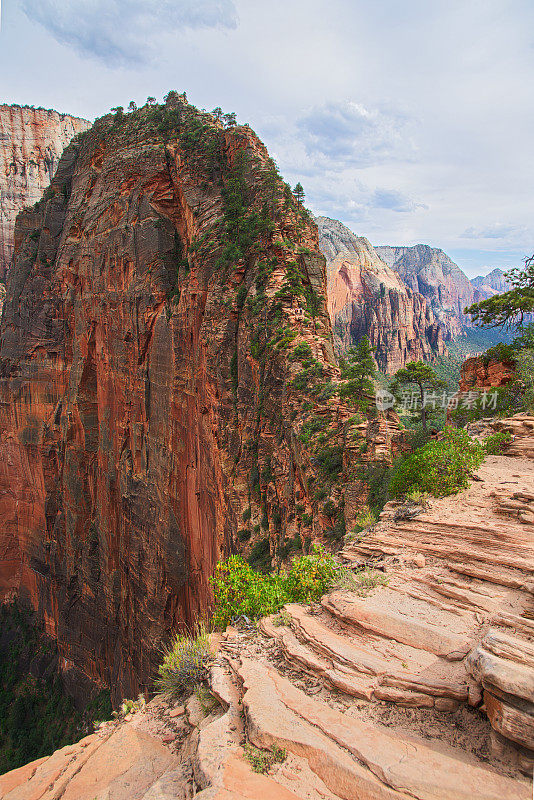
0 602 112 773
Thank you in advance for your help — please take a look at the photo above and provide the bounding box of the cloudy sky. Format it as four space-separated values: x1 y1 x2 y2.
1 0 533 277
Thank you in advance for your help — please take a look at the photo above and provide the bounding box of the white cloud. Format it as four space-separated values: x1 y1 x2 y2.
5 0 534 275
21 0 238 65
461 223 528 240
295 101 415 168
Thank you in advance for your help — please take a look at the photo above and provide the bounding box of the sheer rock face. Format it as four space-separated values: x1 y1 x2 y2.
0 104 90 279
318 217 445 374
376 244 475 340
0 100 395 701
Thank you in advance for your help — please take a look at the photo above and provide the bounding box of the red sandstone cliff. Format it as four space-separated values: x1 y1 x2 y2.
0 97 399 701
459 355 516 391
0 104 90 280
318 217 446 374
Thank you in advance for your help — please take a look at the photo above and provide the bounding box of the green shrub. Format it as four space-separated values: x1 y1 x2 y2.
211 556 288 628
389 426 484 498
484 430 513 454
282 545 339 602
212 545 342 628
154 624 211 698
315 445 343 481
290 342 312 362
482 342 517 366
353 505 376 531
244 744 286 774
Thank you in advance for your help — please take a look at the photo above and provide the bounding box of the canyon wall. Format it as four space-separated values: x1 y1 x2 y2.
0 104 90 280
471 267 510 298
0 98 397 701
376 244 476 340
318 217 445 373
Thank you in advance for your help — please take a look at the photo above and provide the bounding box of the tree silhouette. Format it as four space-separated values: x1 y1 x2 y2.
293 182 305 205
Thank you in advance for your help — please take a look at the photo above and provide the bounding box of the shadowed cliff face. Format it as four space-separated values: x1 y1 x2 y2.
318 217 445 374
0 98 399 701
0 105 91 280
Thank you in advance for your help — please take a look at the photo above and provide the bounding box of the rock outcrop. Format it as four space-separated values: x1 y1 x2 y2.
459 355 516 392
0 97 398 702
0 104 90 279
376 244 476 340
3 417 532 798
318 217 445 373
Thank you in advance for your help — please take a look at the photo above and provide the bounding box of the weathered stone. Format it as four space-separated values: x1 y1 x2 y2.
0 104 90 279
318 216 446 372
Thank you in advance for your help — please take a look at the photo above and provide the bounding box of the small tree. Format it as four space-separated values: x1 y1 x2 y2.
293 182 305 205
223 112 237 128
212 106 223 123
146 96 156 106
465 254 534 330
110 106 124 124
390 362 446 432
128 100 137 113
339 337 377 406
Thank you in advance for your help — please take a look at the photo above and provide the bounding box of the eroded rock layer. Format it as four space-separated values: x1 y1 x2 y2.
4 422 532 798
318 216 445 372
376 243 476 340
0 104 90 279
0 97 396 701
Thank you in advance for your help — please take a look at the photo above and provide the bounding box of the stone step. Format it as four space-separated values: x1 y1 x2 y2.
237 657 530 800
263 608 469 709
323 591 472 660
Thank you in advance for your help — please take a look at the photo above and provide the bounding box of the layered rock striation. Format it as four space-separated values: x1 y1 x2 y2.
376 244 476 340
4 418 532 798
318 217 445 373
0 104 90 279
0 97 398 701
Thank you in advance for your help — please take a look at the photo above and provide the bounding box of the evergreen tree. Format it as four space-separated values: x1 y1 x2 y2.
128 100 137 113
390 362 446 432
339 336 377 407
465 254 534 330
223 112 237 128
212 107 223 122
293 182 305 205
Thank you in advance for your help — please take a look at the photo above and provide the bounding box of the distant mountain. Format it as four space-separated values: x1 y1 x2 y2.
471 268 510 297
375 245 475 340
317 217 445 374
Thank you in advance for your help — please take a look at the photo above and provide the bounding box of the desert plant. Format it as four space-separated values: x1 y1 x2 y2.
352 568 389 596
483 430 513 454
272 609 292 627
154 623 211 698
244 743 287 773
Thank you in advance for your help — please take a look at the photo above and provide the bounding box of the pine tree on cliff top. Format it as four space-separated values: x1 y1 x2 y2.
293 182 305 205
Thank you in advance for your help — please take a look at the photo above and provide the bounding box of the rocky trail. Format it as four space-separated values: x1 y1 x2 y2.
2 415 533 799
